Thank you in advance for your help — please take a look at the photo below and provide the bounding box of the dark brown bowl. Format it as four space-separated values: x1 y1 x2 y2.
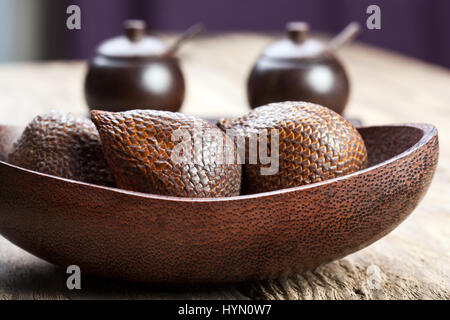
0 123 438 284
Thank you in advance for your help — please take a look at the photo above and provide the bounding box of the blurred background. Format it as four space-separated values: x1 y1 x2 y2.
0 0 449 68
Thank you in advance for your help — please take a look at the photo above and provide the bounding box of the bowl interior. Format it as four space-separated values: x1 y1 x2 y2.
0 124 424 185
358 125 423 167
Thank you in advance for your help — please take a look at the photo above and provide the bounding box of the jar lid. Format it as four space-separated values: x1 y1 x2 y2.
96 20 167 58
262 22 327 60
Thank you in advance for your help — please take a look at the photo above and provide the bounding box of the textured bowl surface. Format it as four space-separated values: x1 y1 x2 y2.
0 123 439 284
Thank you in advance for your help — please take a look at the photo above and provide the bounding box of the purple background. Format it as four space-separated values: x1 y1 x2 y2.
43 0 450 68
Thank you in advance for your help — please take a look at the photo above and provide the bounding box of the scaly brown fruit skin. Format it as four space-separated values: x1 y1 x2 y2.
218 101 368 194
91 109 242 198
8 110 115 187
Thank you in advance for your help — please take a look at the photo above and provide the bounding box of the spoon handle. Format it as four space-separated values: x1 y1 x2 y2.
165 23 204 56
328 22 360 52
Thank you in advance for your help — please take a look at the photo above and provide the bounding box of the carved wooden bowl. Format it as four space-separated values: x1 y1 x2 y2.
0 123 438 284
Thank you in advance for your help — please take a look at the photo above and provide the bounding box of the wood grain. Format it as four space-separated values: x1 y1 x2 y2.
0 33 449 300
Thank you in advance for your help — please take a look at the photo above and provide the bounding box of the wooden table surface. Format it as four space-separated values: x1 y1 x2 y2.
0 34 449 300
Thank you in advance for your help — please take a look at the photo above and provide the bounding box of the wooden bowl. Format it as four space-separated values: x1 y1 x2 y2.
0 123 438 284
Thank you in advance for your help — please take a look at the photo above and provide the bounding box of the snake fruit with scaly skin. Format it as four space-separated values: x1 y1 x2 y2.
218 101 368 194
91 109 242 197
8 110 115 187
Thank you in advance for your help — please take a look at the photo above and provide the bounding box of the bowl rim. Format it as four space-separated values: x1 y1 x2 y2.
0 122 436 203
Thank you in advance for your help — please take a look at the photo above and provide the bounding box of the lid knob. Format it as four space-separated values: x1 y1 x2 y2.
124 20 147 42
286 21 309 44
